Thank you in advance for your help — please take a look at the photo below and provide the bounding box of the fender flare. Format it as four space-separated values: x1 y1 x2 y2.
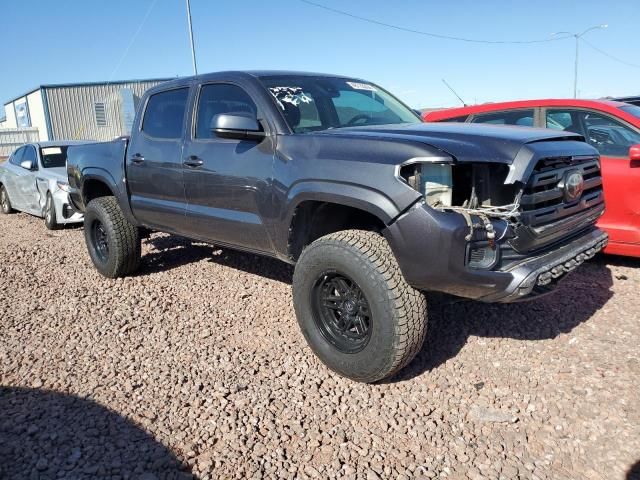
284 180 401 227
79 168 138 225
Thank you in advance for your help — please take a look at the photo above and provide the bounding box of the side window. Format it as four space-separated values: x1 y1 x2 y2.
142 88 189 139
440 115 468 123
9 147 25 166
545 109 583 134
472 109 535 127
580 111 640 157
195 84 258 139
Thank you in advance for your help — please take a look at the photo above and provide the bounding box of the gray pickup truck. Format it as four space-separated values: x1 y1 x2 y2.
67 71 607 382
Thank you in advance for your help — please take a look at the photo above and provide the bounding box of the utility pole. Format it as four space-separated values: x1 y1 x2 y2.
553 24 607 98
186 0 198 75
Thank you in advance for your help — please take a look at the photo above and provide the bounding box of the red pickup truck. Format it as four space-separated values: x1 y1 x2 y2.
424 99 640 257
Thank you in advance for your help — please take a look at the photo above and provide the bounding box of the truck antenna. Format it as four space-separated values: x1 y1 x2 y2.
186 0 198 75
442 79 467 106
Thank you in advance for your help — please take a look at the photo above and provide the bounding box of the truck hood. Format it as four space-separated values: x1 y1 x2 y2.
317 122 586 164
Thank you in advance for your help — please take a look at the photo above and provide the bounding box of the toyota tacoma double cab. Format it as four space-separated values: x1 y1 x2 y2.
67 71 608 382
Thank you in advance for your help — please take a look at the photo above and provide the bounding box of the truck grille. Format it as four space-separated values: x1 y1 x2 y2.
510 155 604 253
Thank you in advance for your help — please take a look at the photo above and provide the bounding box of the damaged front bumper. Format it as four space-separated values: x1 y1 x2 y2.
384 201 608 303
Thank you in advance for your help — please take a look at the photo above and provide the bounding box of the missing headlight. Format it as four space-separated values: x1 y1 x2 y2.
399 162 452 207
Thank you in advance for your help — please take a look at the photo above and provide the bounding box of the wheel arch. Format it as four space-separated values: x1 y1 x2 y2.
284 183 396 260
77 168 138 226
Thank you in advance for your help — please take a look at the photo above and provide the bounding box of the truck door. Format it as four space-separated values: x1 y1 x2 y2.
181 82 275 253
126 86 190 231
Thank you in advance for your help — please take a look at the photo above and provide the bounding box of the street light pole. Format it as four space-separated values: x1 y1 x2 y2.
186 0 198 75
553 24 607 98
573 35 579 98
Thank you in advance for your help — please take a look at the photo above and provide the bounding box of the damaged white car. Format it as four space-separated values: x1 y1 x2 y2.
0 141 85 229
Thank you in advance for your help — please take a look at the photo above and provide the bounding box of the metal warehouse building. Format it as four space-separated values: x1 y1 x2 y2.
1 78 170 143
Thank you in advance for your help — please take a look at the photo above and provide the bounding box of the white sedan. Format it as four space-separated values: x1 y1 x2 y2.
0 141 85 229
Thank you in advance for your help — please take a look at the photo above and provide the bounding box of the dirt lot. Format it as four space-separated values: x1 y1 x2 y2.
1 212 639 480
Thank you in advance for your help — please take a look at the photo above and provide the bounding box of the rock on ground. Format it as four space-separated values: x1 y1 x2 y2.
1 212 639 479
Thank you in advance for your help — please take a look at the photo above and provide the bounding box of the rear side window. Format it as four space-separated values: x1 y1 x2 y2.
195 84 257 139
142 88 189 139
472 109 534 127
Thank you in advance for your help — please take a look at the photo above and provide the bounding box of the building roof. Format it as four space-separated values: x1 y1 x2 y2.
3 77 173 106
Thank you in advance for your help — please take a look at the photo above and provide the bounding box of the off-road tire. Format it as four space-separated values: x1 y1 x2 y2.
84 196 141 278
44 193 60 230
293 229 428 383
0 185 14 214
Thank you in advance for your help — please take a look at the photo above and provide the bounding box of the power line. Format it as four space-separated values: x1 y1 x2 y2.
581 38 640 69
108 0 159 81
298 0 572 44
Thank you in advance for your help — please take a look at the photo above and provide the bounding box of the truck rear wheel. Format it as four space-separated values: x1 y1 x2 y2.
292 230 427 383
84 196 141 278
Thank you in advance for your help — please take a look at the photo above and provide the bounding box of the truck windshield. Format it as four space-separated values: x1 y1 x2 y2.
259 75 420 133
39 146 68 168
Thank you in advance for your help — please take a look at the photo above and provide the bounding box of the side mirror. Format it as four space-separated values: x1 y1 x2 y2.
211 113 265 141
630 144 640 167
20 160 34 170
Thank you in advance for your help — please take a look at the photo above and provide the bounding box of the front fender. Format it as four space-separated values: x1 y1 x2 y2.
271 180 421 259
285 180 405 226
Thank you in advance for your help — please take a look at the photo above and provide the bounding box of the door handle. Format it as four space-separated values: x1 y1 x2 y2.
130 153 145 164
183 156 204 168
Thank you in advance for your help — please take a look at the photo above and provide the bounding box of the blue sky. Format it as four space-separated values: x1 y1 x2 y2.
2 0 639 113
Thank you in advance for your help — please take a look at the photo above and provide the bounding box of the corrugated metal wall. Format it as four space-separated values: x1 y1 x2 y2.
0 128 40 156
46 81 168 141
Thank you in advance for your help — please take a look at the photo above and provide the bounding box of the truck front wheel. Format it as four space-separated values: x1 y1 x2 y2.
292 230 428 383
84 196 141 278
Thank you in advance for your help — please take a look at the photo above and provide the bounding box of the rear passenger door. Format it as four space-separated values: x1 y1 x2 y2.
181 82 275 253
127 86 191 231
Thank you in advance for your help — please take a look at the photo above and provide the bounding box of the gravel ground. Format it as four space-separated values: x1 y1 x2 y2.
1 211 639 480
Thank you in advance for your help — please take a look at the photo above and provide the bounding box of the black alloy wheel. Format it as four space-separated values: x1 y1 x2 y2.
91 219 110 263
311 272 372 354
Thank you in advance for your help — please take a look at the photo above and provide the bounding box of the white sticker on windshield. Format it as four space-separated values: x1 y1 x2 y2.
269 87 314 110
42 147 62 155
346 82 377 92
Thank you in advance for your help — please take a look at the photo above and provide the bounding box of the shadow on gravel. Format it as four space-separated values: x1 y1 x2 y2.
207 249 294 284
0 386 191 479
137 235 216 276
628 461 640 480
138 235 294 283
394 259 615 382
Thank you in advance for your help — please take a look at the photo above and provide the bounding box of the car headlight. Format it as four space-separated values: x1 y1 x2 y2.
56 181 71 192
